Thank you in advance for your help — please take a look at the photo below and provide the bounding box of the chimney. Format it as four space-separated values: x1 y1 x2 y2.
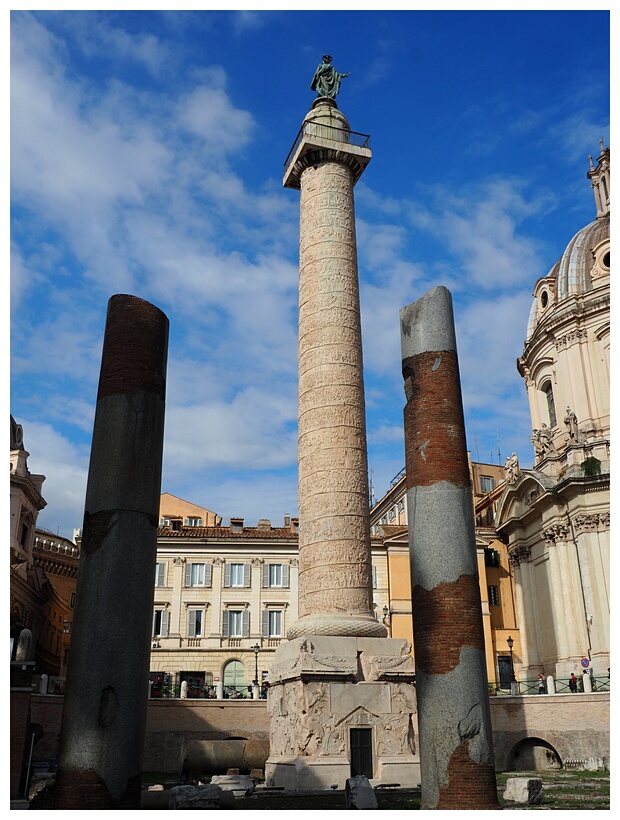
284 514 291 528
257 519 271 531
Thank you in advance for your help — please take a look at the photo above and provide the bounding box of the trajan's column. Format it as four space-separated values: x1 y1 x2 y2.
265 56 419 791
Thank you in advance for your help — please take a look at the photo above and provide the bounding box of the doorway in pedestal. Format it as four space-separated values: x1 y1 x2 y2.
350 728 373 778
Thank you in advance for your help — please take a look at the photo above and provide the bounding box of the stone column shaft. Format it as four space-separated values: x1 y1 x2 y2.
401 286 499 810
55 294 168 809
286 99 384 639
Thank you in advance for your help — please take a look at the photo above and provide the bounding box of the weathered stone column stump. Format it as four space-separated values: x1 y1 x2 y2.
400 286 500 810
265 96 419 791
54 294 169 809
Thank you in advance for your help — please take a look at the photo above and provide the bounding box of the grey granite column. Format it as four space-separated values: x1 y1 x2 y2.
400 286 499 809
284 98 384 639
54 294 168 809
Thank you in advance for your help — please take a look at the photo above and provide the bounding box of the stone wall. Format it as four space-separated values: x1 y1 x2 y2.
29 692 608 774
490 693 610 770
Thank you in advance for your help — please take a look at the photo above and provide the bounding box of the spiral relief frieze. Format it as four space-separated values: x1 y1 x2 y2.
291 147 384 638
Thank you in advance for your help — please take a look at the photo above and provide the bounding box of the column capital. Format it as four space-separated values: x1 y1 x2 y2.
283 102 371 190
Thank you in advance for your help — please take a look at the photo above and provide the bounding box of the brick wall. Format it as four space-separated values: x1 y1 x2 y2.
30 696 270 774
29 692 609 774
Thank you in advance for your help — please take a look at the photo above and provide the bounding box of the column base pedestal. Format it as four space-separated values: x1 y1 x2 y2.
265 636 420 791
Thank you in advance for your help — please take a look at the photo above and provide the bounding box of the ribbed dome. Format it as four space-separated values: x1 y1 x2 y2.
526 214 610 340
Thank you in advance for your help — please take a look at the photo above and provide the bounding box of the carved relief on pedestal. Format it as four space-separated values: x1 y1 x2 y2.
376 713 415 756
360 642 416 682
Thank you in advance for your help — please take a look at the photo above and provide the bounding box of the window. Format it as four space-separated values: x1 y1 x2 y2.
544 382 557 428
185 517 203 527
262 563 290 588
262 609 283 637
155 562 167 587
480 476 495 493
488 586 500 607
223 609 249 638
484 549 500 568
153 609 169 637
486 506 495 525
388 508 396 522
185 563 212 587
371 565 377 589
160 517 170 526
225 563 250 588
187 609 203 638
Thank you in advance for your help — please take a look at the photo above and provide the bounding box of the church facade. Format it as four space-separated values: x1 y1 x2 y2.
495 145 610 681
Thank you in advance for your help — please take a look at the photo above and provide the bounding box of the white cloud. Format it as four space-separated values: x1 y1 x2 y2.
21 421 90 537
177 85 255 150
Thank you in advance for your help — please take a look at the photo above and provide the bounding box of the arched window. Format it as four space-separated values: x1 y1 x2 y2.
543 382 557 427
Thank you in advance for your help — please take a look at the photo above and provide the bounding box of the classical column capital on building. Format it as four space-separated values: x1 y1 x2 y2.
508 545 531 566
572 512 610 534
543 522 571 544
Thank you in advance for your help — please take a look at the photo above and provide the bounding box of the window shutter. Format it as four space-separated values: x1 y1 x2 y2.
188 610 197 638
156 562 166 586
224 563 231 588
242 610 250 637
222 610 230 637
184 563 192 587
205 563 213 587
243 563 251 587
184 518 189 526
152 611 158 636
262 563 270 588
282 564 290 588
161 610 169 637
372 565 377 589
262 610 270 637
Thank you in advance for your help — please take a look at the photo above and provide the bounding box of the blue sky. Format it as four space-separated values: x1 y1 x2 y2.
9 7 611 539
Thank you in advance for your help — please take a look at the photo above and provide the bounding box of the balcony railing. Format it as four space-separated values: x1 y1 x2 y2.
284 120 371 178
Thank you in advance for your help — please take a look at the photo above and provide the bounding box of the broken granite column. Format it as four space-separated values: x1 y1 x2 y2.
400 286 499 810
54 294 169 809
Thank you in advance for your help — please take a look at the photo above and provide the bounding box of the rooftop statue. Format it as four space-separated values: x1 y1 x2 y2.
311 55 350 99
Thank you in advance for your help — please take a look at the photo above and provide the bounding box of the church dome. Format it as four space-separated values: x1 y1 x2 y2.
526 146 610 342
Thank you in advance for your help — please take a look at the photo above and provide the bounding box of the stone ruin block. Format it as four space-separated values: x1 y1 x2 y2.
503 777 543 805
345 775 378 809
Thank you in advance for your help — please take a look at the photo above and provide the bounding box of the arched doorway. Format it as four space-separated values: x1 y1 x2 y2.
223 659 247 698
508 737 561 770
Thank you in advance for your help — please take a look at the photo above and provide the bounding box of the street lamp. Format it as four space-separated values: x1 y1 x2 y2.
252 642 260 685
507 635 516 688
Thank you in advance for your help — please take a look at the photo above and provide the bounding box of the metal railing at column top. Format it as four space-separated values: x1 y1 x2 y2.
284 120 371 176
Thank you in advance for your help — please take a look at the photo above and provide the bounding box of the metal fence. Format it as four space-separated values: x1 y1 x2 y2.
488 676 610 695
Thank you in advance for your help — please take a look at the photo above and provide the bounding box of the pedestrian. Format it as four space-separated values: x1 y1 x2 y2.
569 673 578 693
537 673 546 694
